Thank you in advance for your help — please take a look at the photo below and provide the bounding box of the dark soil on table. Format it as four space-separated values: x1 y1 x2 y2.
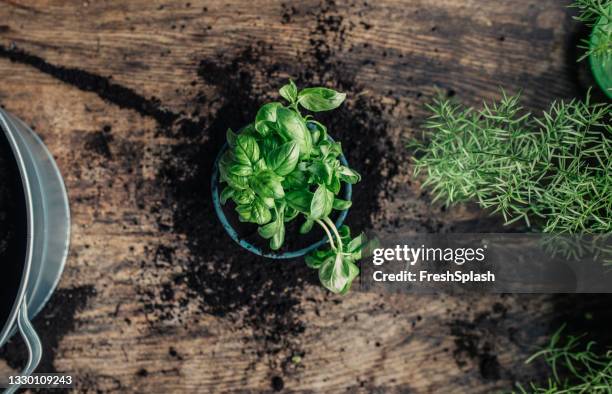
0 129 27 338
139 2 402 377
143 44 401 377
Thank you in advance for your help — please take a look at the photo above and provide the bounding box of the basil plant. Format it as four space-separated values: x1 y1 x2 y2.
218 81 366 294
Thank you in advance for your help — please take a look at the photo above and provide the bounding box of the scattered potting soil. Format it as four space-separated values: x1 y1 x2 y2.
0 128 27 338
132 1 403 375
84 126 114 159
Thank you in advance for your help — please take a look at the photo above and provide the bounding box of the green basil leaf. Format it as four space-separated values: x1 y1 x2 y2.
310 184 334 219
300 219 314 234
236 204 252 222
318 140 342 159
250 170 285 199
254 198 272 225
261 135 281 156
285 190 313 213
332 198 352 210
279 80 298 103
256 102 282 122
267 202 286 249
329 173 341 194
339 166 361 184
284 206 299 222
306 120 327 145
234 134 260 165
218 150 234 179
298 87 346 112
266 141 300 176
258 220 279 239
236 197 272 225
254 121 267 136
225 174 249 190
282 169 308 190
239 123 258 137
305 255 323 269
228 163 253 177
347 233 367 260
338 224 351 246
276 107 313 158
226 128 238 148
319 142 330 158
339 259 360 295
253 158 267 172
257 200 286 239
255 102 282 136
330 142 343 157
233 189 255 205
305 249 334 269
262 196 275 209
322 163 334 185
270 222 285 250
255 121 275 137
220 187 234 204
309 160 333 185
318 253 359 294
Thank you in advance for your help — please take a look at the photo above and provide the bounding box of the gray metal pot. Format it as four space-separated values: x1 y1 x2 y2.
0 109 70 393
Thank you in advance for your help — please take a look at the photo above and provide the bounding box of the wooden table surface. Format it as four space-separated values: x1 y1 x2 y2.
0 1 606 392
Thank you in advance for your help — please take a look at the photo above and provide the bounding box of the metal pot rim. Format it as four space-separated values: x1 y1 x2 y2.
0 109 71 392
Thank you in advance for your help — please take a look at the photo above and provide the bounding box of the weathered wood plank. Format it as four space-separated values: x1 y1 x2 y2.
0 0 605 392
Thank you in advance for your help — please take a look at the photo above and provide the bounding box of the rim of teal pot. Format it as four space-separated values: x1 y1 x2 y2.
588 10 612 99
211 136 352 260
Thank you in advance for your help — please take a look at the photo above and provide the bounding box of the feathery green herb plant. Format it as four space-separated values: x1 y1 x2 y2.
218 81 365 294
515 326 612 393
411 91 611 235
571 0 612 63
413 93 612 390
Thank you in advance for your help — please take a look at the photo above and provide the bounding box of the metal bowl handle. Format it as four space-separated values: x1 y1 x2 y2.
4 295 41 394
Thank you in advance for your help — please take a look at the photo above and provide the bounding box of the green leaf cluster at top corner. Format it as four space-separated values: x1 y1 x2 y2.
218 81 365 294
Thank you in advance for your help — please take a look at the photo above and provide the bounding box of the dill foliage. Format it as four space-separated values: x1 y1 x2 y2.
411 91 611 235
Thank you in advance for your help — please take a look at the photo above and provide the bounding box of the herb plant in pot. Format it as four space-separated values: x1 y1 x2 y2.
573 0 612 98
212 82 366 294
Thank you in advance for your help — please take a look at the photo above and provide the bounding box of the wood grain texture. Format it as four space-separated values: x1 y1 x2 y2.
0 0 598 392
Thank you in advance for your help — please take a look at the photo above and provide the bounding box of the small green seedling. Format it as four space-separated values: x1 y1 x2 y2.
219 81 366 294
